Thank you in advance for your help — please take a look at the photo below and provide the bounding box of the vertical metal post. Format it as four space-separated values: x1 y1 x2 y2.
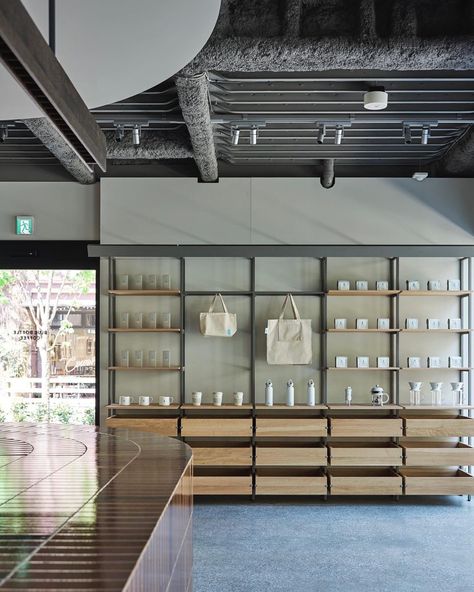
180 257 186 409
391 258 400 406
468 258 474 463
321 257 328 405
250 257 256 501
108 257 116 415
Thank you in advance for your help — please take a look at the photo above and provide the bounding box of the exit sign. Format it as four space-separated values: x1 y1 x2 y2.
16 216 34 235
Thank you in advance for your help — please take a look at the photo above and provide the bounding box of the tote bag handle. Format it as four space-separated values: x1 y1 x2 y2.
278 294 301 321
208 293 229 314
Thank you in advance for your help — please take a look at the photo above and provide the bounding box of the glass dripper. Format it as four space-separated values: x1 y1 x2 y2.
408 381 422 406
430 382 443 406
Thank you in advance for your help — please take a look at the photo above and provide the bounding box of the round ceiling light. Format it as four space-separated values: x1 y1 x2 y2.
363 88 388 111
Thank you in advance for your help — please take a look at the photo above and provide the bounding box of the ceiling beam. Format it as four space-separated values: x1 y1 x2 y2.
0 0 106 179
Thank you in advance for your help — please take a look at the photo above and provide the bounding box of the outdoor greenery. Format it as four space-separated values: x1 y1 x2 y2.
4 401 95 425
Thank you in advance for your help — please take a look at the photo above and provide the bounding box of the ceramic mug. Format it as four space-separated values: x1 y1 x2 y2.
159 395 174 406
371 392 389 407
213 391 223 406
139 395 153 406
192 391 202 406
233 392 244 406
119 395 133 406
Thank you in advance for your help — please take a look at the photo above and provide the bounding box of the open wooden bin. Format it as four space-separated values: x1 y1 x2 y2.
181 418 252 437
255 418 327 438
255 445 327 467
191 446 252 467
329 417 403 438
256 469 327 495
193 475 252 495
402 415 474 437
401 468 474 495
105 417 178 437
329 443 403 466
328 468 403 495
402 441 474 467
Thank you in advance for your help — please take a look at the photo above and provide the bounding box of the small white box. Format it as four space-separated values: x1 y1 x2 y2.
356 280 369 291
427 318 441 330
405 318 419 330
146 274 157 290
447 279 461 291
334 318 347 330
377 356 390 369
377 318 390 330
117 274 129 290
148 350 157 367
146 312 157 328
448 318 462 330
357 356 370 369
162 350 171 367
120 350 130 367
337 280 350 291
161 312 171 328
376 281 389 291
449 356 463 369
407 281 420 291
428 356 441 368
161 274 171 290
428 280 442 291
408 357 421 368
133 350 144 368
132 312 143 329
335 356 348 368
118 312 129 328
356 318 369 330
133 274 143 290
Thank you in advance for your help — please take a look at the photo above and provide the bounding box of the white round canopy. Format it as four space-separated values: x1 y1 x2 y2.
0 0 221 120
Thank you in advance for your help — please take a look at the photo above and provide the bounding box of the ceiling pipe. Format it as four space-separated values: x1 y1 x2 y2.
320 158 335 189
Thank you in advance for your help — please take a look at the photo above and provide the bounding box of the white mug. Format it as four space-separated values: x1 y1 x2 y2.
192 391 202 406
119 395 133 406
159 395 174 406
213 391 223 406
233 392 244 406
139 395 153 406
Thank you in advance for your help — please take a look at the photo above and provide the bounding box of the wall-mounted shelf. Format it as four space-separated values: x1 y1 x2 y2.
327 367 399 371
402 405 474 410
108 328 181 333
106 404 180 411
400 367 471 371
181 405 253 410
108 366 182 371
108 289 181 296
255 404 327 411
327 290 399 297
327 329 399 333
399 290 471 297
327 404 402 410
400 329 472 334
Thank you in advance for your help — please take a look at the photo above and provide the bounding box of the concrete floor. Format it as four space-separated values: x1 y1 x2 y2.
193 498 474 592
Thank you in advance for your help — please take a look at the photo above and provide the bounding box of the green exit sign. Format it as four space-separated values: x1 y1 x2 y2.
16 216 34 235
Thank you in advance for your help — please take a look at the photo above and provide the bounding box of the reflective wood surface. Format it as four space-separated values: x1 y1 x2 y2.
0 423 193 591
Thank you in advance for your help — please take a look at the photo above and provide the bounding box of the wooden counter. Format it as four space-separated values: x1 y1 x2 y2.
0 422 193 592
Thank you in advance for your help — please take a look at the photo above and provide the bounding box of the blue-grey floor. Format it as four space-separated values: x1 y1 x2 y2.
193 498 474 592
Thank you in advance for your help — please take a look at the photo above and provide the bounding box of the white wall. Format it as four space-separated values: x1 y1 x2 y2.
0 182 100 240
101 177 474 245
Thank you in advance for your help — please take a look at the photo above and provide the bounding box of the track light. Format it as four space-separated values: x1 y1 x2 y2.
250 126 258 145
0 125 8 143
334 125 344 145
403 124 412 145
421 125 430 145
317 124 326 145
231 127 240 146
115 125 124 143
132 125 141 146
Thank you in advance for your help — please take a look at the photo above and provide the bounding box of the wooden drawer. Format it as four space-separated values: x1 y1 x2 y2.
329 468 402 495
329 418 403 437
256 475 327 495
329 443 403 466
181 418 252 437
403 442 474 466
193 476 251 495
403 416 474 437
256 447 327 467
256 418 327 437
106 417 178 436
191 447 252 466
401 468 474 495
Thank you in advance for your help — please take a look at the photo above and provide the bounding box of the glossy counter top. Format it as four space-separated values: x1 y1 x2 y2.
0 423 193 591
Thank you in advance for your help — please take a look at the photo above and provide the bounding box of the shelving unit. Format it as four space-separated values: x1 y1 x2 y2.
104 253 474 499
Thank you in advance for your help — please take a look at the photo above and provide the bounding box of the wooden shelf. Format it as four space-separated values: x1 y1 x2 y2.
327 404 402 410
108 366 181 371
327 367 399 371
255 404 327 411
106 404 180 410
327 329 399 333
108 289 180 296
400 367 471 371
327 290 399 297
399 290 471 297
402 405 474 410
108 328 181 333
182 404 252 410
400 329 472 334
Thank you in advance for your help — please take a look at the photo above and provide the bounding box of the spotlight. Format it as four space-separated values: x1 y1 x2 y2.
115 125 124 143
0 125 8 143
334 125 344 145
317 124 326 145
412 172 429 182
132 125 141 146
364 87 388 111
421 125 430 145
403 124 412 145
250 126 258 145
231 127 240 146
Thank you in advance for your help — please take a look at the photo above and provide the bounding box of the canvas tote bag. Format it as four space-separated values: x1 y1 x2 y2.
200 293 237 337
267 294 312 365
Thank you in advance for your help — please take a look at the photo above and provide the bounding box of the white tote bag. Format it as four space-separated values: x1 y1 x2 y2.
200 293 237 337
267 294 312 365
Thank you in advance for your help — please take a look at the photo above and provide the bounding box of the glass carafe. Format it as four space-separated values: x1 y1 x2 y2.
430 382 443 406
450 382 464 406
408 381 422 406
